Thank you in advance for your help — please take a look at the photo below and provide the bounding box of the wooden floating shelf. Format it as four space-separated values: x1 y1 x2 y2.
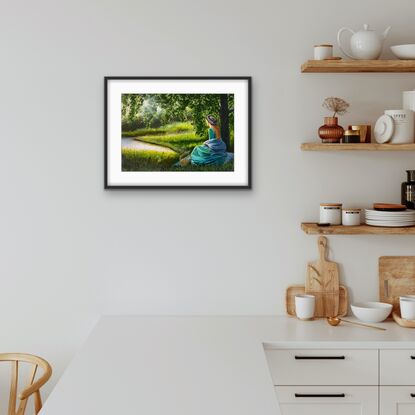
301 59 415 73
301 223 415 235
301 143 415 151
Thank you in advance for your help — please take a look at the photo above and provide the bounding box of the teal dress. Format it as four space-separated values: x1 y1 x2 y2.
190 128 228 166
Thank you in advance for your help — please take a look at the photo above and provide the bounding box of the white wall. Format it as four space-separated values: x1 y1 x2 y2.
1 0 415 396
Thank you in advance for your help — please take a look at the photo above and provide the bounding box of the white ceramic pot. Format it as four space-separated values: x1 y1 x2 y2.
320 203 342 225
342 209 361 226
295 295 315 320
337 24 391 60
384 109 414 144
314 45 333 60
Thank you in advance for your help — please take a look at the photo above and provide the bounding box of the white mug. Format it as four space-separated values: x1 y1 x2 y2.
314 45 333 60
400 296 415 320
295 295 315 320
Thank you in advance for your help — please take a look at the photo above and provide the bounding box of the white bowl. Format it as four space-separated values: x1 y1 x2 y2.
391 44 415 60
351 302 392 323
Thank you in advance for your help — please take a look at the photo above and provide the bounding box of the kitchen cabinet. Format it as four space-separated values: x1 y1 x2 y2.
39 316 415 415
265 347 415 415
266 349 378 386
380 350 415 385
276 386 378 415
380 387 415 415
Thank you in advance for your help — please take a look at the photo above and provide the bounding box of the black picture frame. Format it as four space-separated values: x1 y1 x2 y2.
105 76 251 189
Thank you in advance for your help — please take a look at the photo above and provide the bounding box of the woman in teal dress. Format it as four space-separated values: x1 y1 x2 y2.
180 115 229 166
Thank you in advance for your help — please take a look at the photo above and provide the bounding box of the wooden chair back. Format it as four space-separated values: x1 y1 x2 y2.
0 353 52 415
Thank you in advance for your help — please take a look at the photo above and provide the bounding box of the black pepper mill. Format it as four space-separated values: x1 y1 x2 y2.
402 170 415 209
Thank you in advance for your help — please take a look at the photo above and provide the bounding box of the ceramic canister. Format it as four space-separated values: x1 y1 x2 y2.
314 44 333 60
403 91 415 136
384 109 414 144
342 208 361 226
320 203 342 225
403 90 415 112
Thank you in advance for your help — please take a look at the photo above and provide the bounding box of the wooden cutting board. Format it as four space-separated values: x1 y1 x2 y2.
305 236 340 317
379 256 415 315
286 285 348 317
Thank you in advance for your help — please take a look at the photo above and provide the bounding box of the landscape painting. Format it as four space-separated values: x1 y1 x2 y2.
121 93 234 172
105 77 251 188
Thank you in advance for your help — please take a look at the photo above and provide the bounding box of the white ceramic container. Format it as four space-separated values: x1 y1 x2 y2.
400 297 415 320
384 109 414 144
320 203 342 225
351 302 392 323
391 44 415 60
314 45 333 60
342 208 361 226
403 90 415 111
337 24 391 60
295 295 315 320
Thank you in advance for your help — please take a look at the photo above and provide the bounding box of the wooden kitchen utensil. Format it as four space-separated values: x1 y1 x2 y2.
286 285 348 317
306 236 340 317
327 317 386 331
392 311 415 328
379 256 415 315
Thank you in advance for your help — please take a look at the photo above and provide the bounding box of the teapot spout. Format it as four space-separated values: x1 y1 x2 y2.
383 26 391 39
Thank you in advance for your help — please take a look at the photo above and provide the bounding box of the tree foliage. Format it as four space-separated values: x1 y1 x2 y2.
122 93 234 148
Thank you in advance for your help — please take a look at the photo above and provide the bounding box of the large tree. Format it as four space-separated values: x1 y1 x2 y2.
122 93 234 149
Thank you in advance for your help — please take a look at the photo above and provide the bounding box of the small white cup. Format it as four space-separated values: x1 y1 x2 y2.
314 45 333 60
400 296 415 320
295 295 315 320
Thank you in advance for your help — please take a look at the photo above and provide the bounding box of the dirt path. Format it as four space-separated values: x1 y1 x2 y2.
122 137 176 153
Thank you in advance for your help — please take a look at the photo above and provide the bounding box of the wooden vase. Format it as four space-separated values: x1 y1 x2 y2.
318 117 344 143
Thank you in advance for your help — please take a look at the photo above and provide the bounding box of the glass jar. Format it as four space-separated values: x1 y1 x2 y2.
402 170 415 209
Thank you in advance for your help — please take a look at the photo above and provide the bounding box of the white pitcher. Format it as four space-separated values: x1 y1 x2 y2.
337 24 391 60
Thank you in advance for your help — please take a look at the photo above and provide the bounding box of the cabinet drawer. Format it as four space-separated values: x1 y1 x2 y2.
380 350 415 385
265 349 378 385
380 387 415 415
275 386 378 415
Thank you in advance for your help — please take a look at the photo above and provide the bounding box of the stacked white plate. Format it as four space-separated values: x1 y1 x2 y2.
365 209 415 227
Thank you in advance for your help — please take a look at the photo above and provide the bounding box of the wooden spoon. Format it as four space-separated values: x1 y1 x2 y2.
327 317 386 331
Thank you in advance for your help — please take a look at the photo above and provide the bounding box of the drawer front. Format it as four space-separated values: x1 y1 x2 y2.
380 386 415 415
380 350 415 385
265 349 378 385
276 386 378 415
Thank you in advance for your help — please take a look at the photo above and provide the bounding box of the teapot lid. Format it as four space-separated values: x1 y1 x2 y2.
363 24 372 31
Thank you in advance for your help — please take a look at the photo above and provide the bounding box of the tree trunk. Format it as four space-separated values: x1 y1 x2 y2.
219 94 230 150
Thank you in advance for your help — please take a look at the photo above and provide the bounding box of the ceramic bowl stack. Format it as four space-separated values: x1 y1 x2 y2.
365 209 415 227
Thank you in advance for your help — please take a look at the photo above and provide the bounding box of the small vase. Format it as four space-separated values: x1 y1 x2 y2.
318 117 344 143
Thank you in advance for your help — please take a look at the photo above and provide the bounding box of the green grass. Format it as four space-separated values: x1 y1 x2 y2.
121 122 234 172
122 122 193 138
122 149 179 171
122 148 233 172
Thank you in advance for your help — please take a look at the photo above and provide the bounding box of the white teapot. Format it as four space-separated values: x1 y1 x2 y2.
337 24 391 60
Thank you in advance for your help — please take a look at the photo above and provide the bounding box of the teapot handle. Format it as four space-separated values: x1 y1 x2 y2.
337 27 356 59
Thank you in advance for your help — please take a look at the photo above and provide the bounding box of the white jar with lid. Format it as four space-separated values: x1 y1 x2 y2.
320 203 342 225
342 208 361 226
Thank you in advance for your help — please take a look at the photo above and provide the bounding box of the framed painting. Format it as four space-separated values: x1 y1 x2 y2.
105 77 251 189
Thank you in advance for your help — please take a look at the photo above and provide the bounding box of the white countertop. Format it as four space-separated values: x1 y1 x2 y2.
40 316 415 415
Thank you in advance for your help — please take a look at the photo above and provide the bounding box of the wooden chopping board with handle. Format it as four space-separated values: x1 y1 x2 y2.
305 236 340 317
379 256 415 315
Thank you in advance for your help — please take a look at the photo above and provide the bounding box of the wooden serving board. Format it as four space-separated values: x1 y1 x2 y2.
379 256 415 315
286 285 348 318
305 236 340 317
392 311 415 328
